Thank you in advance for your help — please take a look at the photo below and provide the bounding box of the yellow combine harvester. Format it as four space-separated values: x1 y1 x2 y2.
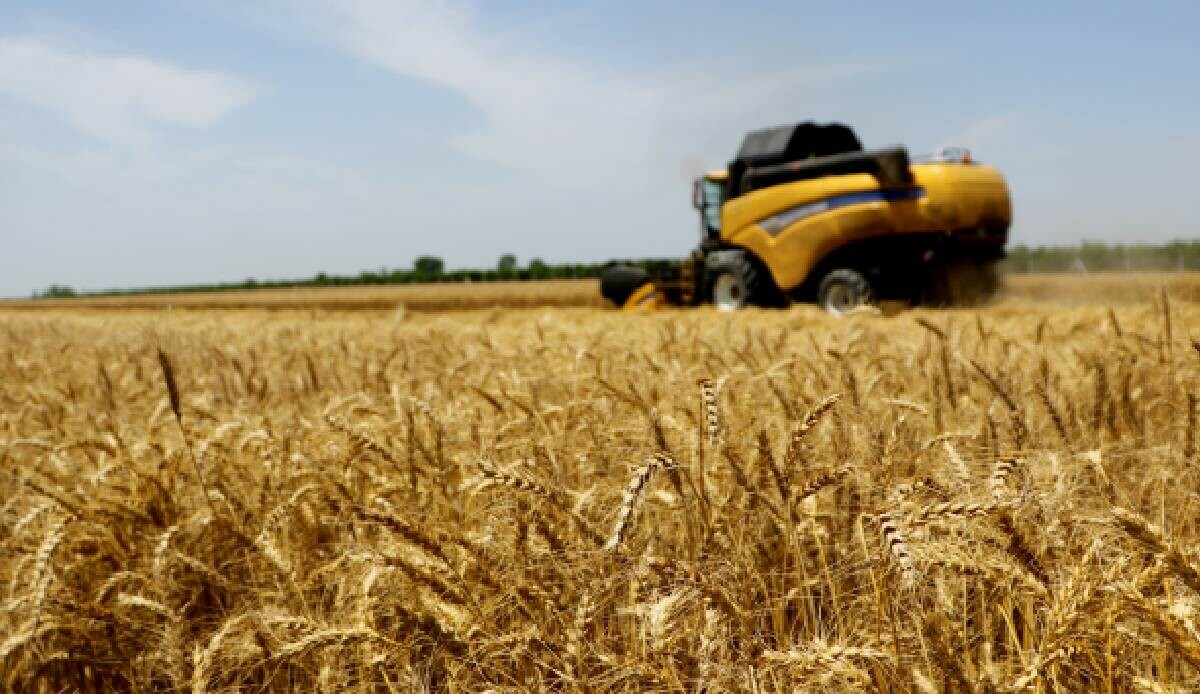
601 122 1011 315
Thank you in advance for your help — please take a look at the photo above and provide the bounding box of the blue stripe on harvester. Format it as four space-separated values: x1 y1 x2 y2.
758 187 927 236
831 187 926 208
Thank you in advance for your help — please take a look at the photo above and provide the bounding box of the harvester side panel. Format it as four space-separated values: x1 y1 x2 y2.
720 163 1011 292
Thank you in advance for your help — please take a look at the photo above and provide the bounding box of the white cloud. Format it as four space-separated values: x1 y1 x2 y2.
0 3 917 296
287 0 898 185
224 0 918 281
0 36 254 143
288 0 645 177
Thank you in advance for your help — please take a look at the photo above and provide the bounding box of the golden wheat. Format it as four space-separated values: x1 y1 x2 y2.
1 277 1199 691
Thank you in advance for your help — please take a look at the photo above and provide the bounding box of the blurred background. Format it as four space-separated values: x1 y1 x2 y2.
2 0 1197 298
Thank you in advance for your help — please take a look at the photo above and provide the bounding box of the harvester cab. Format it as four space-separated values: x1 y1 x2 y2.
694 172 727 241
601 121 1011 315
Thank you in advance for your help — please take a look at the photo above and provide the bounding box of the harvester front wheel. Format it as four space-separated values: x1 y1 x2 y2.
817 268 872 317
706 250 768 312
711 272 748 311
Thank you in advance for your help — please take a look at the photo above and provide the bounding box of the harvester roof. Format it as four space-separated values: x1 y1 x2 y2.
727 121 864 197
733 122 862 168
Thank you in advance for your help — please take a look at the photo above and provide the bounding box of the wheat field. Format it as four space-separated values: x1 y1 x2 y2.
4 279 605 312
2 279 1200 692
9 272 1200 312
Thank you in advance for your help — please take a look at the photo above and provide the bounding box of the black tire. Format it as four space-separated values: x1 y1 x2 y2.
599 264 651 307
705 250 781 311
817 268 872 316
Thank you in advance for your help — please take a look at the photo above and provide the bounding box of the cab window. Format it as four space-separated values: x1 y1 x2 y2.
700 179 725 236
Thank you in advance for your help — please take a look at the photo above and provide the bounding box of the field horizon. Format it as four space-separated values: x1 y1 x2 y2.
4 271 1200 313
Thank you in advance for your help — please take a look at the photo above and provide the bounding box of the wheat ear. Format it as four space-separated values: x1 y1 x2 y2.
31 515 70 616
1004 644 1081 692
876 512 919 586
761 640 890 680
1036 385 1071 446
192 613 256 694
922 549 1048 597
1119 583 1200 672
477 460 555 497
988 456 1023 501
604 453 674 552
907 500 1009 526
943 440 971 489
996 511 1049 587
1111 505 1200 596
793 462 854 504
157 349 220 520
781 393 842 468
697 377 721 448
477 460 605 546
272 626 380 660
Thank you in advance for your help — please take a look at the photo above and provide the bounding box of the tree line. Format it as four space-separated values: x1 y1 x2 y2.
36 255 681 298
1005 241 1200 273
32 241 1200 298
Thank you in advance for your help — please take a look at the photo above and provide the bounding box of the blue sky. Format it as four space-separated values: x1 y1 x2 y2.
1 1 1197 296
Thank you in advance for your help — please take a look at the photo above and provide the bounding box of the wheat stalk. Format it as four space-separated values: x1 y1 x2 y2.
1186 392 1197 459
156 349 221 521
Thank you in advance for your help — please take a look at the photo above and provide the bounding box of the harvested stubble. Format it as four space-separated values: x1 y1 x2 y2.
1 294 1200 692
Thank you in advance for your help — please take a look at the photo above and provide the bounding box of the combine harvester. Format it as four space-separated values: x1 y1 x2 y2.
601 122 1011 315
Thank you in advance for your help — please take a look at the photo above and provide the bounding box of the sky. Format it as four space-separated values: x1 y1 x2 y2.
1 1 1198 297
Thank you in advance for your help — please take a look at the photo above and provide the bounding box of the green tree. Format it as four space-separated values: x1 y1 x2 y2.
528 258 549 279
497 254 518 272
38 284 76 298
413 256 445 276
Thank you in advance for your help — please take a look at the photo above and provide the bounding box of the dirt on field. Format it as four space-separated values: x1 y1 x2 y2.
2 276 1199 691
